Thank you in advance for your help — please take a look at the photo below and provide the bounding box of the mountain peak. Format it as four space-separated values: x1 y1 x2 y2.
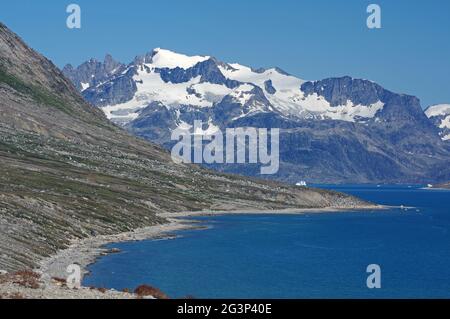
148 48 210 69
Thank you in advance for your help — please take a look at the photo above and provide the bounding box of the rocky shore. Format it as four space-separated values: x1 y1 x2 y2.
1 206 386 299
434 182 450 190
0 218 196 299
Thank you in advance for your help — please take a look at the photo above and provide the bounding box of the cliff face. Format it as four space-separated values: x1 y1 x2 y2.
0 23 368 271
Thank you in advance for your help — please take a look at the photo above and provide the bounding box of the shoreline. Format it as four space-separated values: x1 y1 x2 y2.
39 205 388 280
2 204 389 299
423 187 450 191
38 217 200 281
158 205 388 218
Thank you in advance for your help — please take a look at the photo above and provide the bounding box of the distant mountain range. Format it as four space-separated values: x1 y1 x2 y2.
63 49 450 184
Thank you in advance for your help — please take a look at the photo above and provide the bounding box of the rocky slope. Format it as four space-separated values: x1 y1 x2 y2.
64 50 450 184
0 22 369 272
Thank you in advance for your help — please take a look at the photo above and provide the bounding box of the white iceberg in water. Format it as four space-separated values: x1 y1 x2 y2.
296 181 307 187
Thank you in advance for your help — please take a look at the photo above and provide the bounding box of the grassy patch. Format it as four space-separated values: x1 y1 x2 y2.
0 67 73 115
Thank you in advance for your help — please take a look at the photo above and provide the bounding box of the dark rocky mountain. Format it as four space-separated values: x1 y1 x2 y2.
64 49 450 185
62 54 125 92
0 23 365 271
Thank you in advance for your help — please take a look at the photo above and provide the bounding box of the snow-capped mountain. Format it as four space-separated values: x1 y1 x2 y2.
425 104 450 141
63 49 450 184
65 48 388 126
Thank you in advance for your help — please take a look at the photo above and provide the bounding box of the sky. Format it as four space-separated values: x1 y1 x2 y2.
1 0 449 108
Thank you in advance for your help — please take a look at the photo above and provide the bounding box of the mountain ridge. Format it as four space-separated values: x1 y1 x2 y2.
64 48 450 184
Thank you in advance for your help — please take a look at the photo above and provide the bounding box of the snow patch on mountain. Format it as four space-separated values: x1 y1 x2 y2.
151 48 210 69
81 82 90 91
220 63 303 90
306 99 385 122
101 70 221 123
440 116 450 129
174 116 220 135
425 104 450 118
425 104 450 141
219 63 304 113
229 84 256 104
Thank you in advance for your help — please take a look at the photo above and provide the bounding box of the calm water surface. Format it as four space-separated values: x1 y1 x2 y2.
84 185 450 298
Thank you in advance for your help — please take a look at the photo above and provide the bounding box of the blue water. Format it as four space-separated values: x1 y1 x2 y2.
83 185 450 298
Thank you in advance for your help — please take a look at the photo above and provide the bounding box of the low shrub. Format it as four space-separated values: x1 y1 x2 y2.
134 285 169 299
11 270 40 289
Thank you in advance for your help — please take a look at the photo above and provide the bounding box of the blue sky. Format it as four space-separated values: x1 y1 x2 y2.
1 0 449 108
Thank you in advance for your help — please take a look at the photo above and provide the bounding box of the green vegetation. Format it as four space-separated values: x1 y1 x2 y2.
0 67 73 115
